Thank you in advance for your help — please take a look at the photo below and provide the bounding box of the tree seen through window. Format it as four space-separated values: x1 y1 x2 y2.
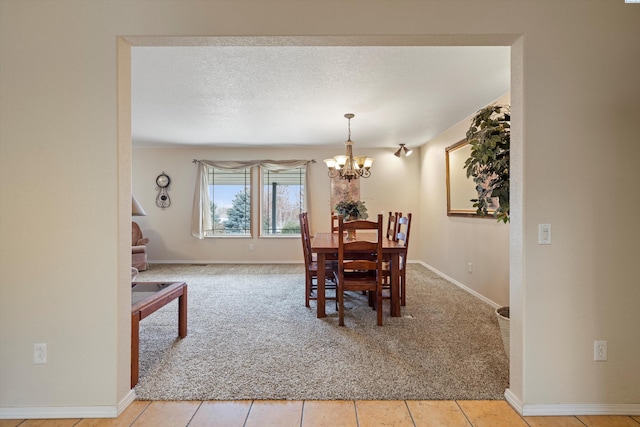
261 167 305 235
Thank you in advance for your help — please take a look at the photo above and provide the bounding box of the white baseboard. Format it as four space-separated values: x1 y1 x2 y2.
417 261 501 309
148 260 301 265
0 390 136 420
505 388 640 416
504 388 524 414
118 390 137 416
522 403 640 416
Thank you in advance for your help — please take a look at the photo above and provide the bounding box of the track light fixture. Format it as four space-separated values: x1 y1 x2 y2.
394 144 413 157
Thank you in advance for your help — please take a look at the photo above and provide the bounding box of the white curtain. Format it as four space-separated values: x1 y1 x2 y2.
191 159 312 239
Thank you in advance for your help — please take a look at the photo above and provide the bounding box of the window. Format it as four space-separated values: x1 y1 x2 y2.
191 160 309 239
260 166 305 236
206 167 251 236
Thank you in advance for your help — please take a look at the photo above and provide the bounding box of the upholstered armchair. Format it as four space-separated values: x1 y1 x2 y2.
132 221 149 271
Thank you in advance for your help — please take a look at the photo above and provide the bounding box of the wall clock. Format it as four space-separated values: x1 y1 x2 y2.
155 172 171 209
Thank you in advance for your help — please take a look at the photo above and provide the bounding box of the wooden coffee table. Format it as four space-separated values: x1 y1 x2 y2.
131 281 187 388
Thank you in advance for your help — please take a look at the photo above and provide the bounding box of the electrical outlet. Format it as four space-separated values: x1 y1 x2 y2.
248 243 254 251
467 262 473 273
594 340 607 361
34 343 47 364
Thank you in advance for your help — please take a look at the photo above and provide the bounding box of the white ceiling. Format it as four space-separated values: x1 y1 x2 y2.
131 46 510 149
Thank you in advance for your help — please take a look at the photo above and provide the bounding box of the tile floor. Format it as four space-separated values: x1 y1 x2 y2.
1 400 638 427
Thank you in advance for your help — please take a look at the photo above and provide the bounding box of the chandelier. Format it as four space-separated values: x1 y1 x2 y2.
324 113 373 181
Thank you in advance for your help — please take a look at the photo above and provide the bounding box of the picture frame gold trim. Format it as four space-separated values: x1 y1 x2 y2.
446 139 497 218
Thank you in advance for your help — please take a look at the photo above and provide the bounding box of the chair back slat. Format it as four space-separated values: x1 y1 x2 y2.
343 218 379 230
386 211 401 241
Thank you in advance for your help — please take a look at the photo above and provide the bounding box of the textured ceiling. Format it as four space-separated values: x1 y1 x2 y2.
131 46 510 149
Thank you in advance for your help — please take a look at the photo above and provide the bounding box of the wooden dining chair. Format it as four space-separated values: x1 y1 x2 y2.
331 213 339 233
334 213 384 326
395 213 412 306
380 211 400 293
378 211 400 302
382 212 412 307
299 212 337 308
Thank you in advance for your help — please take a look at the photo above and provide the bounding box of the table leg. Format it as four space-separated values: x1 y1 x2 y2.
317 253 326 318
131 312 140 388
391 253 401 317
178 286 188 338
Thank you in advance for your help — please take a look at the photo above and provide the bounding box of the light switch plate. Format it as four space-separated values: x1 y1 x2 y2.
538 224 551 245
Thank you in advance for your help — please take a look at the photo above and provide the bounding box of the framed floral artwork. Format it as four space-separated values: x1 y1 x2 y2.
330 176 359 211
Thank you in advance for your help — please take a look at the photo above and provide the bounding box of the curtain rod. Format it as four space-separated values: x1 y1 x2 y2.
192 159 316 163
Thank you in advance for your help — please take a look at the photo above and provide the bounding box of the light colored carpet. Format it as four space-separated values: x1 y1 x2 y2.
133 263 509 401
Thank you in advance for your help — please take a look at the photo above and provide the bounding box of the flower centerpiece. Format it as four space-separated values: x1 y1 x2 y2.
334 200 368 240
334 200 368 221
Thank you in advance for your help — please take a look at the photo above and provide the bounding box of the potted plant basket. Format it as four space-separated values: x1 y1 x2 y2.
496 306 510 358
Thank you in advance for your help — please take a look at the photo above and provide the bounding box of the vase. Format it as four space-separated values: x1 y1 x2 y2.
345 215 357 241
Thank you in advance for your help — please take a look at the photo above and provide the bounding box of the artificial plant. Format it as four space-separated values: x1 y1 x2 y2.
464 104 511 223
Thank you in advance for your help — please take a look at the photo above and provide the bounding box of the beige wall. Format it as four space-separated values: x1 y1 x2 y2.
132 146 420 263
418 93 510 307
1 0 639 417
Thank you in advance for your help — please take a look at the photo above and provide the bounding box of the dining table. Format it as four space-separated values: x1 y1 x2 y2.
310 231 405 319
